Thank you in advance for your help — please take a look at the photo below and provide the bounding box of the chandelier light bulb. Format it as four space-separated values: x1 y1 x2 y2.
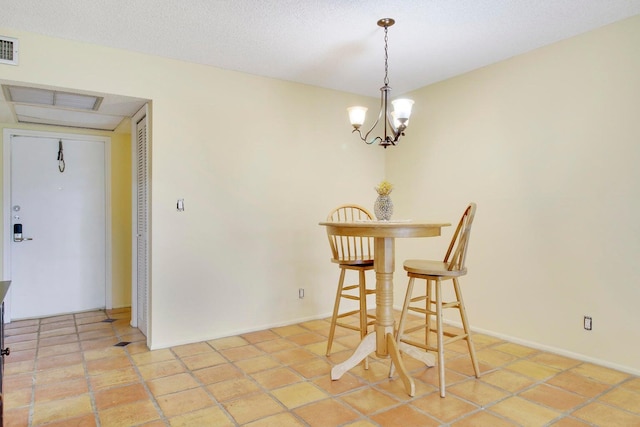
347 106 368 129
391 112 409 129
391 99 414 122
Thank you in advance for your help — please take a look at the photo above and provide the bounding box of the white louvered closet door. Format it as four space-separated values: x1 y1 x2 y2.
136 114 149 337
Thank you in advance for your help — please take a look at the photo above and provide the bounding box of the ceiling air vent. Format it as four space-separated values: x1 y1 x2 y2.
0 36 19 65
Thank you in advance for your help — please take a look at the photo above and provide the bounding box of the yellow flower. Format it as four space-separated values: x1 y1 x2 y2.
375 180 393 195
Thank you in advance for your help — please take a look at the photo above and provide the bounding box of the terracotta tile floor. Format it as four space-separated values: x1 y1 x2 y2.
3 308 640 426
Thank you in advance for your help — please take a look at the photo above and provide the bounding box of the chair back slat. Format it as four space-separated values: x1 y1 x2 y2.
444 203 477 271
326 204 374 263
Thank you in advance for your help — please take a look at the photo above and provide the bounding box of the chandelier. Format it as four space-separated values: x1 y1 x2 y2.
347 18 414 148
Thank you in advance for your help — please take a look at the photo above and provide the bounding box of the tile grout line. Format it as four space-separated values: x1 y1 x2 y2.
166 341 242 425
264 327 381 426
515 347 630 426
206 333 304 425
376 357 490 425
166 327 367 426
26 318 41 427
110 310 171 425
267 326 380 425
470 342 589 426
476 342 623 426
76 311 103 427
257 327 372 426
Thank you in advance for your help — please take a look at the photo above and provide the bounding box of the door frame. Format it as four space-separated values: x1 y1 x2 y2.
2 128 112 321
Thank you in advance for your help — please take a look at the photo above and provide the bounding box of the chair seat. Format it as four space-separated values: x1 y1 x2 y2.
403 259 467 277
333 257 374 267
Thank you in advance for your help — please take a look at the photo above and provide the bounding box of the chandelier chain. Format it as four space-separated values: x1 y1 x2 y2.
383 26 389 86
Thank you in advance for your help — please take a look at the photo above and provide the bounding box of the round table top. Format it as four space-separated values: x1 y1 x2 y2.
319 220 450 238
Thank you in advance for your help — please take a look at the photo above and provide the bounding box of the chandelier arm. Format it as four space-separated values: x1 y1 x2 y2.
360 87 386 144
352 129 381 145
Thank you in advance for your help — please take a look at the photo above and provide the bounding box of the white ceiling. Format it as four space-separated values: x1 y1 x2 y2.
1 0 640 128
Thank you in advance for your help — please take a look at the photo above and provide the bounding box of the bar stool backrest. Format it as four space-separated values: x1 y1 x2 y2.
444 203 477 272
326 204 374 265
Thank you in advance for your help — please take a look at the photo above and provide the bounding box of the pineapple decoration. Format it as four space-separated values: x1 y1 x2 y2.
374 180 394 221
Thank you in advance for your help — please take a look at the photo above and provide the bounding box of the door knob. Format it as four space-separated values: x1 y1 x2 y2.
1 347 9 356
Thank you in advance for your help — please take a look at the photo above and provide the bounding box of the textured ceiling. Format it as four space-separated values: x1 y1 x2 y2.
1 0 640 126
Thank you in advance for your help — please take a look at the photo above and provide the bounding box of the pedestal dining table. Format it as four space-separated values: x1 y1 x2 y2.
319 219 450 396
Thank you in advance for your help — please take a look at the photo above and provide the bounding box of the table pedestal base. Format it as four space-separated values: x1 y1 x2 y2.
330 332 435 397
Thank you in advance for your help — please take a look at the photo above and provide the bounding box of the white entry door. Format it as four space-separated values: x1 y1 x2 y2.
6 133 108 319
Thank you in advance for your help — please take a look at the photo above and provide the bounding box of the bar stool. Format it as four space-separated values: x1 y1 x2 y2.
394 203 480 397
325 204 376 357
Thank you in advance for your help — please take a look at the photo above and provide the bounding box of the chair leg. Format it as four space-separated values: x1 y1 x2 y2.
425 279 433 349
390 276 416 377
396 276 416 345
358 269 368 340
326 268 346 356
359 269 370 370
453 278 480 378
435 278 446 397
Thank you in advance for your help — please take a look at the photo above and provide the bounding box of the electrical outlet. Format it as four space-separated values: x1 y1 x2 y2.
298 288 305 299
584 316 592 331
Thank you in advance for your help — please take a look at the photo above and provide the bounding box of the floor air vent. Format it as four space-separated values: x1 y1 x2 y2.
0 36 19 65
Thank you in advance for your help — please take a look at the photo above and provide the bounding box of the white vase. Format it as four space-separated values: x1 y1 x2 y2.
374 195 393 221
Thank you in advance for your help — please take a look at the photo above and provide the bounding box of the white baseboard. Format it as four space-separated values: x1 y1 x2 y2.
153 308 640 377
444 318 640 377
149 312 332 351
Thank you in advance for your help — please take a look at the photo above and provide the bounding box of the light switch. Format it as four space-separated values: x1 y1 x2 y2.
177 199 185 212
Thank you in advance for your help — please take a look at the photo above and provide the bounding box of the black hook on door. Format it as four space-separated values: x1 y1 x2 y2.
57 139 65 173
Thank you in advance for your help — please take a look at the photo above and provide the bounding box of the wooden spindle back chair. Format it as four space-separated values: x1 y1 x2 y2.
393 203 480 397
325 205 376 357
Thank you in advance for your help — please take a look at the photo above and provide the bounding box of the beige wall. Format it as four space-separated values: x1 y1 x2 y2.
0 28 384 349
110 121 133 308
0 122 132 308
389 15 640 374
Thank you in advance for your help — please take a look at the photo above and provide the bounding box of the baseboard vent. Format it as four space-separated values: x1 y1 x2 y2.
0 36 19 65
